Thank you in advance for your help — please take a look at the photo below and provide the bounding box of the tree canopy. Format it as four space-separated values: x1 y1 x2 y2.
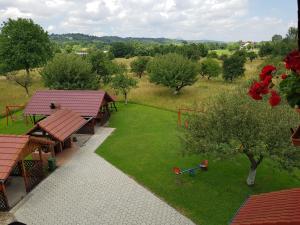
0 18 52 95
111 64 137 104
147 53 198 94
222 52 246 81
183 89 300 186
199 58 221 79
130 56 150 78
41 53 98 90
87 49 116 84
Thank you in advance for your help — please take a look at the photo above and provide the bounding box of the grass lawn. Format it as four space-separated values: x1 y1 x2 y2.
97 103 300 225
0 111 33 134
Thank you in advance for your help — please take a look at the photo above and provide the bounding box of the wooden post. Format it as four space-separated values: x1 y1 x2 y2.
38 148 43 163
178 109 181 127
50 144 55 158
6 107 8 127
20 160 29 192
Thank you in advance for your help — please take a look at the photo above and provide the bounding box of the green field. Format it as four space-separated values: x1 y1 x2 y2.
97 103 300 225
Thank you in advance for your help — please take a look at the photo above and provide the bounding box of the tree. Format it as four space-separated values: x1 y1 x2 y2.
147 53 198 94
199 58 221 79
110 42 134 58
286 27 298 41
259 42 274 57
183 89 300 186
207 51 219 59
41 53 98 90
247 51 258 62
130 56 150 78
272 34 283 42
0 18 52 96
223 52 246 81
87 49 115 84
111 64 137 104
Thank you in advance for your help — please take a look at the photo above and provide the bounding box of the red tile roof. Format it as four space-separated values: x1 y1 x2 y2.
0 135 29 181
231 188 300 225
35 109 88 142
24 90 114 117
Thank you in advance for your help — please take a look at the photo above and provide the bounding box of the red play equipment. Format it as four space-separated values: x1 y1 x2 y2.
173 160 208 176
177 108 204 128
6 105 28 126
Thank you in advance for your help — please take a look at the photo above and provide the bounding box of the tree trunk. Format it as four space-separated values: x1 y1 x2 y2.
24 68 30 97
124 92 128 104
24 86 29 97
245 152 263 186
247 168 257 186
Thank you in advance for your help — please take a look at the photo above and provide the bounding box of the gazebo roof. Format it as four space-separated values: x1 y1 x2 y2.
32 109 88 142
0 135 29 181
24 90 114 118
231 188 300 225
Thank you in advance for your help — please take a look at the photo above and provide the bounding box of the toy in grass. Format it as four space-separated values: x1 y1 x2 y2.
173 160 208 176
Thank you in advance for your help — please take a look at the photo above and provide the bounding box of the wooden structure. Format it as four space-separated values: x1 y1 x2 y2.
0 135 54 211
27 109 88 153
6 105 27 126
230 188 300 225
24 90 116 134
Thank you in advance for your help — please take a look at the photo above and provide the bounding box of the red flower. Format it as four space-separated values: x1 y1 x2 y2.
262 75 273 86
260 65 276 81
284 50 300 73
281 74 288 80
269 90 281 107
248 81 269 100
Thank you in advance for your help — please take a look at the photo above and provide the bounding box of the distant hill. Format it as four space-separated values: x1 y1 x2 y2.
49 33 223 45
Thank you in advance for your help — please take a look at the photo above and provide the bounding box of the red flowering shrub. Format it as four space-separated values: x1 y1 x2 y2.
249 50 300 108
281 74 288 80
284 50 300 73
269 90 281 107
259 65 276 81
248 65 276 105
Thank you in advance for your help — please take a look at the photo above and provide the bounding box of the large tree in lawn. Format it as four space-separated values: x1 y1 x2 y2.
0 18 52 96
183 89 300 186
147 53 198 94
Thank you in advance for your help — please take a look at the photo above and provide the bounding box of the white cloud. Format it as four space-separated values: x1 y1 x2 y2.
0 0 296 41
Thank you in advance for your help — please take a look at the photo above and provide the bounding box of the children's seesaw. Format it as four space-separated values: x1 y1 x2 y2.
173 160 208 176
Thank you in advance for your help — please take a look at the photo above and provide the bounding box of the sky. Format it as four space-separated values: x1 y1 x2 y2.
0 0 298 42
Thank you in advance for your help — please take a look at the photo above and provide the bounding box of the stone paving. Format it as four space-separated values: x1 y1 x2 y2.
12 127 195 225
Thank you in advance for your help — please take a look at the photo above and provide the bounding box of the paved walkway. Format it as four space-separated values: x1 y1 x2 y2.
12 127 195 225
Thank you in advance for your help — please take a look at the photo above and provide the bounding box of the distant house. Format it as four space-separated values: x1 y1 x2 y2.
24 90 116 134
240 41 252 49
75 51 88 56
230 188 300 225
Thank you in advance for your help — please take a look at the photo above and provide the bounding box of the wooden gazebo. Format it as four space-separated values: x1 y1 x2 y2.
27 109 88 153
0 135 54 211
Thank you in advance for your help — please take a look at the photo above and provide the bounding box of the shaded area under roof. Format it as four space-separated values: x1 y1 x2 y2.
0 135 29 181
24 90 114 117
231 188 300 225
31 109 88 142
